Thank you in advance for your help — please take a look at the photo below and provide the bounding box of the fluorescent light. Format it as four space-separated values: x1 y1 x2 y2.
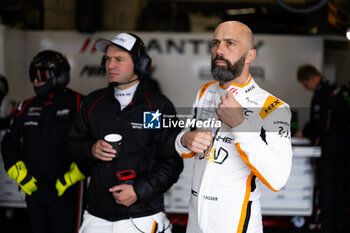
226 8 256 16
346 28 350 41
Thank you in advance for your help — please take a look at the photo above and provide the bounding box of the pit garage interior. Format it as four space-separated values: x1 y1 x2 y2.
1 0 350 232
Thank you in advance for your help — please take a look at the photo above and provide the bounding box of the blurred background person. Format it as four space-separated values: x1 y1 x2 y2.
1 50 85 233
0 74 12 130
297 64 350 233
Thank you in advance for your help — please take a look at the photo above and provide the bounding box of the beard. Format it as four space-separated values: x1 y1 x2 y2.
211 54 246 82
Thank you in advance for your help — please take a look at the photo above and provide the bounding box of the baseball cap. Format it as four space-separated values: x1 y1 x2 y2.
95 33 143 58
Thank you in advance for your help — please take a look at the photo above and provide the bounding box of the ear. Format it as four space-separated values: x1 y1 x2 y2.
245 49 256 64
313 74 321 83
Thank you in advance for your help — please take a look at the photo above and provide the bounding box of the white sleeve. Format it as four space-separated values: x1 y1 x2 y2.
231 104 293 191
174 91 201 159
175 131 194 158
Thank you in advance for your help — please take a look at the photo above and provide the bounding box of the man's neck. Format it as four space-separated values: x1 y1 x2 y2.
220 73 250 88
116 79 139 90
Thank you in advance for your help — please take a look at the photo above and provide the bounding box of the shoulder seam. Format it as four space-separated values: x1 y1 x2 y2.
88 91 108 116
15 97 34 116
198 81 217 100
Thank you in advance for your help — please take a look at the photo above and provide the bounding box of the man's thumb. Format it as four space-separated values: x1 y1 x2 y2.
226 89 234 99
109 185 122 192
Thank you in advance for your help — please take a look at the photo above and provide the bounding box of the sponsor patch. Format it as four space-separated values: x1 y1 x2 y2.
273 120 290 126
56 109 70 117
246 97 258 105
28 107 41 112
259 96 284 119
28 112 40 116
243 108 254 117
130 122 143 129
24 121 38 126
245 85 255 93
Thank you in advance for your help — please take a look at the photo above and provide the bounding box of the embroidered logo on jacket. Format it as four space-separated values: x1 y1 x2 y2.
259 96 284 119
24 121 38 126
56 109 70 116
27 106 41 116
130 122 143 129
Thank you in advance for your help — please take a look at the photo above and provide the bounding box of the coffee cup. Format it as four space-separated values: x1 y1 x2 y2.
104 134 122 158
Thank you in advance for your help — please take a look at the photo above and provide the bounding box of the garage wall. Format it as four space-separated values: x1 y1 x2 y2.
1 27 323 128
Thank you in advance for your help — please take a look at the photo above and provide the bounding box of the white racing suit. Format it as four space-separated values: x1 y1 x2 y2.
175 75 293 233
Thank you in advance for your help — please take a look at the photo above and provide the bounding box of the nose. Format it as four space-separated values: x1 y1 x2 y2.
214 43 224 57
106 58 117 69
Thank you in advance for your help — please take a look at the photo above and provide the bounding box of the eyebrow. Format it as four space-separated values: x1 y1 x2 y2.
212 38 238 43
224 38 238 43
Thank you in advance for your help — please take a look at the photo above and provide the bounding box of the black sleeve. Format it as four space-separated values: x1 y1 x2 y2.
0 115 11 130
329 88 350 135
133 97 184 203
1 110 23 171
302 121 318 145
67 98 97 175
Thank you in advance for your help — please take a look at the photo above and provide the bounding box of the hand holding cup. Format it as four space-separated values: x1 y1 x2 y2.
104 134 122 156
91 134 122 161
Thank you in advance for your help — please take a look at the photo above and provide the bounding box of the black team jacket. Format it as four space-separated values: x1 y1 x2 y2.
68 82 183 221
1 88 83 183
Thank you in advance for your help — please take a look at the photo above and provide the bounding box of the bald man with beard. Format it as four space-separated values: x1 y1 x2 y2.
175 21 293 233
